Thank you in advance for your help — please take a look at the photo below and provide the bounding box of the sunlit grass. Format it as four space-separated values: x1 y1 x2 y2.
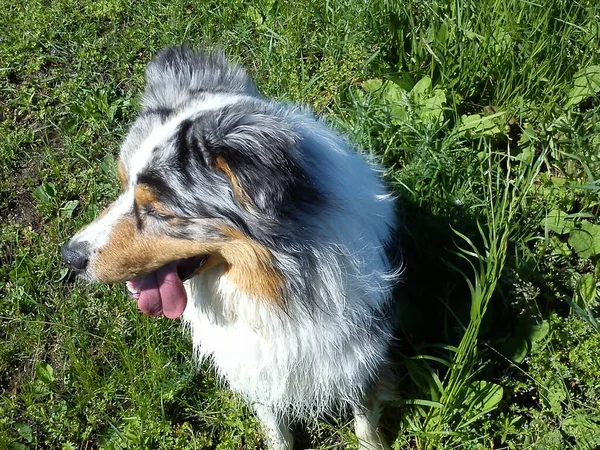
1 0 599 448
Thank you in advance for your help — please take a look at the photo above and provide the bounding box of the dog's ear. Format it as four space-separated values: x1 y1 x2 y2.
188 107 318 218
142 46 258 111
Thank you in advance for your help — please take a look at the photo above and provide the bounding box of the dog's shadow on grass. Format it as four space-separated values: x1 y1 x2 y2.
394 199 478 347
375 195 569 447
379 198 499 447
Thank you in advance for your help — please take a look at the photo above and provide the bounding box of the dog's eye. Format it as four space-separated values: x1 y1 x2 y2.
143 205 174 221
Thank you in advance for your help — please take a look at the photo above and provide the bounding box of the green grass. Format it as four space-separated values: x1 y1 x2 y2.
1 0 600 448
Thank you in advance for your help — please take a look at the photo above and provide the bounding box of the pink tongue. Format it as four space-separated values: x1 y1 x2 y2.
136 262 188 319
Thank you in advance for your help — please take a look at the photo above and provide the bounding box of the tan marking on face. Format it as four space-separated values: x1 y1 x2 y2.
214 156 252 208
90 213 283 305
196 254 226 274
218 226 284 305
134 184 176 218
91 216 215 282
117 160 128 190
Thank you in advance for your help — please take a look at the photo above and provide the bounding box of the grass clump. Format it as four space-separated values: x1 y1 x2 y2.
1 0 600 448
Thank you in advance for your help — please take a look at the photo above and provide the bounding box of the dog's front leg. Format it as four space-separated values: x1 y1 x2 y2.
254 403 293 450
353 397 390 450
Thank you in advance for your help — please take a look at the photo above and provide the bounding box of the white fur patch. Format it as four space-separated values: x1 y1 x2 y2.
72 190 134 253
128 94 248 183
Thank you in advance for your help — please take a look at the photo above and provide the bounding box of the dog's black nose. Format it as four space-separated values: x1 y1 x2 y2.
61 241 90 271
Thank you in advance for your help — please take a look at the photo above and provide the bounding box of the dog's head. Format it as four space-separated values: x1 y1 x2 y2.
62 47 322 318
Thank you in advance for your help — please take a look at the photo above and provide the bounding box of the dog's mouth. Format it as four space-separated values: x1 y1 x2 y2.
125 256 208 319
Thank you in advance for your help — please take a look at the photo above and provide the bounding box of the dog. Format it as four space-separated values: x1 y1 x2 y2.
62 46 399 450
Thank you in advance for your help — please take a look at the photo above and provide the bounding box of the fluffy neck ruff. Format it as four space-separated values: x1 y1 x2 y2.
180 238 397 419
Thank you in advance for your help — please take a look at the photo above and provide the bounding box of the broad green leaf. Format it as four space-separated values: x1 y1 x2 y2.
542 210 574 235
519 123 537 146
543 375 567 414
464 381 503 414
529 320 550 352
32 182 57 204
376 82 410 124
390 104 409 123
35 361 55 386
458 112 505 137
568 221 600 259
246 6 264 25
516 123 537 163
61 200 79 219
435 21 449 47
492 29 513 55
382 82 406 105
577 273 597 305
411 76 432 96
498 336 530 363
388 73 414 91
566 65 600 107
529 320 550 343
361 78 383 92
419 88 446 125
515 145 534 164
498 318 549 361
550 176 567 186
57 267 69 282
100 154 116 178
15 423 33 443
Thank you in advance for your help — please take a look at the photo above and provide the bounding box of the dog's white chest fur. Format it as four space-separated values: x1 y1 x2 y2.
182 267 393 418
177 119 398 420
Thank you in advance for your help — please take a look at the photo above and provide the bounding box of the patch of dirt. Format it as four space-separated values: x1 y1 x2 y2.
1 192 42 231
7 70 21 85
1 152 44 232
